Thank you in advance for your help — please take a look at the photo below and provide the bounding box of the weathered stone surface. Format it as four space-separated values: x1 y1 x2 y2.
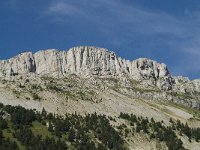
0 52 36 80
0 46 199 93
0 46 171 80
0 46 200 110
193 79 200 92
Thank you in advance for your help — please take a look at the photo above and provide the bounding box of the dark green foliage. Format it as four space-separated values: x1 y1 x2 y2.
0 103 4 109
171 120 200 142
1 102 199 150
48 121 53 132
63 113 125 150
3 105 36 127
0 103 125 150
119 113 186 150
0 122 19 149
68 128 76 142
119 113 137 123
0 129 2 144
0 118 8 129
14 127 67 150
0 137 19 150
41 107 47 118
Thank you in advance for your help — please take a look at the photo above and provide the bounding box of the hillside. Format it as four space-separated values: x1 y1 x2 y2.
0 46 200 150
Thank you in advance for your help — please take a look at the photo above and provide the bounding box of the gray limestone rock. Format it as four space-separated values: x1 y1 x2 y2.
0 46 200 110
0 46 171 83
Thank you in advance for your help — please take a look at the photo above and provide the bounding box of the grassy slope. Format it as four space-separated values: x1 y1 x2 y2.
2 121 53 150
2 122 25 150
31 121 52 138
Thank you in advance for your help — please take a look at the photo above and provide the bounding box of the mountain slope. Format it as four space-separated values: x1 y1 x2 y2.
0 46 200 110
0 46 200 149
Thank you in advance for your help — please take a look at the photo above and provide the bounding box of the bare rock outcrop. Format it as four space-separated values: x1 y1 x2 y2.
0 46 171 83
0 46 199 92
0 46 200 110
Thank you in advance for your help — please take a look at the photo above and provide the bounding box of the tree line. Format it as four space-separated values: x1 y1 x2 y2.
0 103 125 150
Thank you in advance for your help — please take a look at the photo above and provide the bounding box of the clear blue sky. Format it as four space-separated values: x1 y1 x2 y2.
0 0 200 79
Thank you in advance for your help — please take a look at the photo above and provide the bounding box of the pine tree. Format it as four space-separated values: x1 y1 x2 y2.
68 128 76 142
48 121 53 132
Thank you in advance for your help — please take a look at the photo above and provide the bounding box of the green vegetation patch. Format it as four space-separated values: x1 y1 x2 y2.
31 121 53 138
0 104 125 150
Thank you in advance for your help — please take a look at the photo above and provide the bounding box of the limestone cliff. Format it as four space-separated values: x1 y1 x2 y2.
0 46 170 82
0 46 199 90
0 46 200 110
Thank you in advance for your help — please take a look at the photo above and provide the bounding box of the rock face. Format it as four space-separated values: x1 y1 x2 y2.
0 46 199 92
0 52 36 81
0 46 171 81
0 46 200 110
